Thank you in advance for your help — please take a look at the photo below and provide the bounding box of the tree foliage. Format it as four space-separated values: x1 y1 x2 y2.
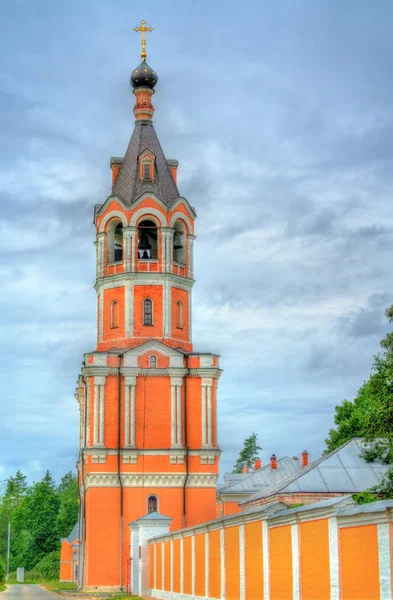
232 432 262 473
324 304 393 498
0 470 78 574
0 559 5 585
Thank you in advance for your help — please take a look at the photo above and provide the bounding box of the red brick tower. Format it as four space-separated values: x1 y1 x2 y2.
73 26 222 592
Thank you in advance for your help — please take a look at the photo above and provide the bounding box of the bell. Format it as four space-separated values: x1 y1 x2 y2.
138 231 152 251
173 231 183 250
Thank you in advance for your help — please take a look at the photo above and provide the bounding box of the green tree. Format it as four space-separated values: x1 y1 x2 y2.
56 471 78 539
232 432 262 473
324 304 393 498
11 471 60 571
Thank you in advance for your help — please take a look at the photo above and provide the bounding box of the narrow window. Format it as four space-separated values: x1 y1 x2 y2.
110 300 119 329
150 355 157 368
148 495 158 514
138 220 158 260
143 298 153 326
114 223 123 262
143 162 151 180
176 301 183 329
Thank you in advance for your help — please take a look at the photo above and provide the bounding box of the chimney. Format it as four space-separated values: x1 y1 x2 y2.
241 465 250 474
254 458 262 471
270 454 277 470
302 450 309 467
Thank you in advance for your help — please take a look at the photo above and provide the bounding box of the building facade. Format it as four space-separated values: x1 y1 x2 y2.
72 41 222 592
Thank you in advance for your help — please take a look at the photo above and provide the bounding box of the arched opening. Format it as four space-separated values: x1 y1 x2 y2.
143 298 153 326
149 355 157 368
147 495 158 514
176 301 183 329
110 300 119 329
138 220 158 260
107 219 124 263
173 220 186 265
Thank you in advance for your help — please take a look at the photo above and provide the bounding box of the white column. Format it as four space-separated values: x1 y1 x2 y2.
291 523 300 600
171 377 182 448
220 527 226 600
163 280 171 337
129 226 137 272
328 517 339 600
201 378 213 447
201 385 207 446
262 521 269 600
205 532 209 599
161 542 165 591
86 380 91 447
207 384 212 446
95 233 106 279
98 290 104 342
176 385 182 445
187 234 195 279
153 543 157 591
123 227 133 272
239 524 245 600
124 377 136 447
378 522 392 600
93 376 106 446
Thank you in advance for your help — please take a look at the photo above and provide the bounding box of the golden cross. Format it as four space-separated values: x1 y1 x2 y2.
134 20 153 61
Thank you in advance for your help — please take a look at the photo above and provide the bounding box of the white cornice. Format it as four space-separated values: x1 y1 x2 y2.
94 272 195 292
82 472 218 490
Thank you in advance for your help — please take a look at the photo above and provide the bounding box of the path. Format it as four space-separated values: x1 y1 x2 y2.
2 584 60 599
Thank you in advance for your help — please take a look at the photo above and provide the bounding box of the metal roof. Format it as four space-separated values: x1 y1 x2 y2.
221 457 302 495
241 438 391 505
64 521 79 544
112 120 180 207
338 499 393 516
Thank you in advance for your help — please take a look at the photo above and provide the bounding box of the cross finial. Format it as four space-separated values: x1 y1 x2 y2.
134 20 153 61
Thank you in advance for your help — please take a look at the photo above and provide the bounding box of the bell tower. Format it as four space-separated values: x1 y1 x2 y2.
75 23 222 592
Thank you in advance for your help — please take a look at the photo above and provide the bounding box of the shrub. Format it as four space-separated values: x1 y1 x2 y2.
0 559 6 585
28 550 60 581
353 491 378 504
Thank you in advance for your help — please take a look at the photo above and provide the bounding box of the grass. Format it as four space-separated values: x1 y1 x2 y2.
0 585 6 593
40 580 77 593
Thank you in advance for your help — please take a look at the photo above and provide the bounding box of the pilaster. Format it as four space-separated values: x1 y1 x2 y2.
93 376 106 447
124 376 137 448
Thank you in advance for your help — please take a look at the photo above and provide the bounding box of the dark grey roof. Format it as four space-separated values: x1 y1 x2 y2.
63 521 79 544
135 511 172 522
241 438 392 505
220 457 302 495
112 120 180 207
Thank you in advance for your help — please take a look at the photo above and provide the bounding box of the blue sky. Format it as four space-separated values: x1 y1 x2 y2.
1 0 393 483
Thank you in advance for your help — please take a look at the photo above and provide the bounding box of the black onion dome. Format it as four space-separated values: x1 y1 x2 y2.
130 60 158 89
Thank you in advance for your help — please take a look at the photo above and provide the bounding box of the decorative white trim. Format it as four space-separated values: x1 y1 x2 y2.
201 379 213 448
169 211 194 234
262 521 269 600
83 472 218 489
328 517 339 600
93 377 106 446
130 206 167 227
220 527 226 600
291 523 300 600
98 292 104 341
154 543 157 590
161 540 165 592
99 210 128 233
86 380 91 447
378 522 392 600
239 524 245 600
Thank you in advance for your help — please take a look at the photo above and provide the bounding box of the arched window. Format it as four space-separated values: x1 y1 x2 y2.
173 220 186 264
150 355 157 368
114 223 123 262
176 301 183 329
138 220 158 260
143 299 153 326
110 300 119 329
147 495 158 514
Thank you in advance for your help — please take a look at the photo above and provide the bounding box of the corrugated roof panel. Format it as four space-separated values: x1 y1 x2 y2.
338 499 393 516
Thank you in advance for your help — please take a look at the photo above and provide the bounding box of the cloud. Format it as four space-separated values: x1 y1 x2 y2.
1 0 393 483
